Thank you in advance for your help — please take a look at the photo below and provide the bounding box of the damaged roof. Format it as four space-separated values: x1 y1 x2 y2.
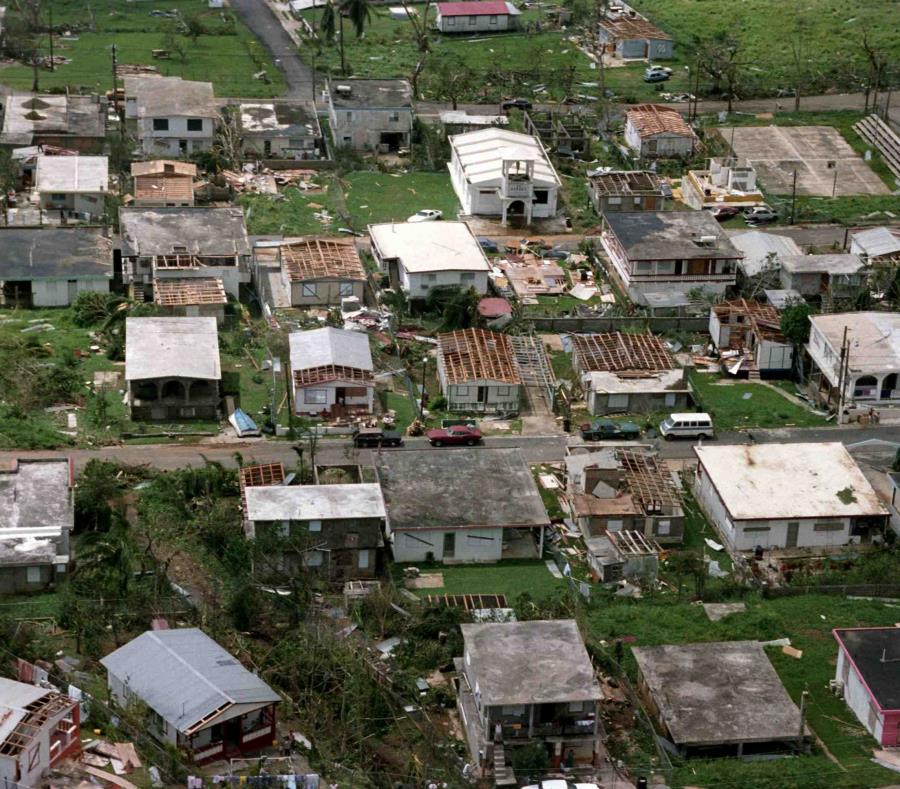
437 328 521 385
238 102 320 137
833 628 900 711
626 104 695 139
124 75 218 118
449 128 561 187
125 317 221 381
0 227 112 280
119 207 250 257
0 459 73 536
603 211 740 260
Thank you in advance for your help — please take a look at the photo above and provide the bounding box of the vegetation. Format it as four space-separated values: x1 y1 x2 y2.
399 560 568 601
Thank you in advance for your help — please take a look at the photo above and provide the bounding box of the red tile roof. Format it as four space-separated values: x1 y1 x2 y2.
477 297 512 318
438 1 509 16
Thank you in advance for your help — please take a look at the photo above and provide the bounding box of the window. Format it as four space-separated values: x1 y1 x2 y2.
633 196 642 205
425 273 437 282
657 520 671 535
608 196 622 205
635 261 652 274
447 16 455 25
568 701 584 713
304 389 328 404
241 709 264 733
814 521 844 532
647 139 658 153
308 520 322 532
278 521 291 537
50 193 66 202
655 260 675 274
534 189 549 205
456 385 470 396
608 393 629 408
187 118 203 132
465 650 471 666
345 532 359 547
468 14 477 23
303 550 324 567
302 283 318 297
26 566 41 584
607 519 623 532
389 112 400 122
743 526 771 533
496 386 511 396
346 111 353 121
489 14 498 23
152 118 169 131
479 189 494 195
665 393 677 407
460 272 475 282
339 282 354 297
358 549 370 569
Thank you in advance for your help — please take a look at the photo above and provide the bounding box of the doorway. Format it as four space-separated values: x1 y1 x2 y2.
785 521 799 549
443 532 456 559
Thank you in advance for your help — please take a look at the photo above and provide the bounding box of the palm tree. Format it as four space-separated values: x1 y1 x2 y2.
320 0 371 75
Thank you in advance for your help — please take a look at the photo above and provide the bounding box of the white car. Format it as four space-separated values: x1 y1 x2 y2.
407 209 443 223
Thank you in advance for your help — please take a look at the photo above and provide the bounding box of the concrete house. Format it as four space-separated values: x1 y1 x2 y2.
599 211 740 303
0 227 112 307
278 238 367 307
807 312 900 409
238 102 323 160
434 1 521 33
693 443 889 551
586 169 669 214
448 128 561 225
585 530 660 585
456 620 602 776
124 76 218 156
101 628 280 765
571 332 690 415
849 226 900 265
244 483 386 582
633 641 805 757
624 104 696 159
131 160 196 207
376 448 550 563
326 79 413 152
153 278 228 325
289 327 374 418
598 17 673 60
0 459 74 594
0 92 107 153
681 157 763 211
0 678 82 787
730 230 803 282
833 628 900 747
369 221 491 299
119 207 251 299
709 299 793 378
34 155 108 220
779 254 867 298
436 328 522 414
125 317 221 421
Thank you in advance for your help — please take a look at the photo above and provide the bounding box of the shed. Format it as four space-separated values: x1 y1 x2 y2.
779 253 866 297
624 105 695 159
131 160 196 206
598 17 673 60
279 238 367 307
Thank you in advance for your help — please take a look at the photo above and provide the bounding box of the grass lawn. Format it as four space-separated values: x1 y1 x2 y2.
689 372 829 431
385 390 418 432
402 559 567 601
339 171 460 228
241 187 339 236
0 0 283 97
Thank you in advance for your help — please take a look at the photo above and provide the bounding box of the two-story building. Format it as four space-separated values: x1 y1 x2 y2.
326 79 413 152
448 128 561 225
0 92 107 153
131 160 196 207
681 157 763 211
436 328 522 414
779 254 867 299
624 104 696 159
237 101 323 160
34 155 108 220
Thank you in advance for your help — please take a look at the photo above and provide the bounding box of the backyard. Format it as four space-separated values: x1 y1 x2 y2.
398 559 567 601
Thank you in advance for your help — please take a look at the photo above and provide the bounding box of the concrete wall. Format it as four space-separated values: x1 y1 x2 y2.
401 265 489 298
437 13 513 32
0 563 63 595
32 277 109 307
586 388 688 416
38 191 106 218
243 134 318 158
443 381 521 414
292 381 373 416
138 115 215 155
329 107 413 151
757 337 793 371
390 527 504 563
616 37 673 59
625 124 693 158
286 277 365 307
837 648 885 744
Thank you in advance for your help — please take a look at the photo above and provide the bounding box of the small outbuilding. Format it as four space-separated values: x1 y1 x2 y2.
598 16 673 60
849 226 900 265
709 299 792 378
585 530 660 585
279 238 367 307
436 328 522 414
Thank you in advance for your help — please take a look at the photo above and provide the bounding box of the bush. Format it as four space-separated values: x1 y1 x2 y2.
72 290 112 327
428 395 447 411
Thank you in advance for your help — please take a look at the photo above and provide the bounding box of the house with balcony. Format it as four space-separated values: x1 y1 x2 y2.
101 628 280 765
598 211 740 303
448 128 560 225
34 155 108 220
681 157 763 211
807 312 900 410
456 619 602 780
326 79 413 152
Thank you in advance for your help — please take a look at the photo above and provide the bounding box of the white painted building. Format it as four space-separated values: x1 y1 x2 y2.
693 443 888 552
34 155 108 219
448 128 560 225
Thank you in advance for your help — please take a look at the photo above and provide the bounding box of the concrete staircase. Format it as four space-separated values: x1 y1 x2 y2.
491 741 517 787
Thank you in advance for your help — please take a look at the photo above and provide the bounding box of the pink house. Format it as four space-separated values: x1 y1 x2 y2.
833 627 900 747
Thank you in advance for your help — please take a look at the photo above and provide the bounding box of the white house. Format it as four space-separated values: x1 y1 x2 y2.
326 79 413 152
124 76 218 156
436 328 522 413
807 312 900 408
730 230 803 280
624 104 696 159
709 299 793 378
289 327 374 418
368 221 490 299
34 155 108 219
448 128 561 225
434 0 521 33
693 443 889 552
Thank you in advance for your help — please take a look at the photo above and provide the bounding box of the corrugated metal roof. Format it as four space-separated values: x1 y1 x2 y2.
289 327 373 373
449 128 560 187
100 629 280 734
852 226 900 259
245 483 386 522
730 230 802 277
0 679 49 747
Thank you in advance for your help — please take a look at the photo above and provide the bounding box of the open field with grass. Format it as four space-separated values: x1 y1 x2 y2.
0 0 283 97
400 559 567 600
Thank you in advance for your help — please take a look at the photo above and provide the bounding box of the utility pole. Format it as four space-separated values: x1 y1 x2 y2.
789 169 798 225
48 2 54 72
835 326 850 421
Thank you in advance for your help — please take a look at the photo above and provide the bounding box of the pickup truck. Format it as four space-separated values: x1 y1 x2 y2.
351 427 404 448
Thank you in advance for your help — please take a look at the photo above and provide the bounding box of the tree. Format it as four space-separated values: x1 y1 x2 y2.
344 0 371 38
319 0 371 75
860 32 888 113
693 31 744 112
183 11 206 43
426 53 474 110
780 300 812 381
398 0 433 95
161 20 187 62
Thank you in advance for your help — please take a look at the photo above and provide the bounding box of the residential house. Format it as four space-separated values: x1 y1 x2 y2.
0 458 73 593
779 254 867 299
0 227 112 307
289 327 374 418
709 299 793 378
434 1 521 33
436 328 522 413
153 278 228 325
375 448 550 563
0 678 81 787
598 17 673 60
0 92 107 153
369 221 491 298
807 312 900 409
585 531 660 585
125 317 221 421
456 620 602 774
570 332 690 415
832 628 900 747
130 160 196 207
681 157 763 210
633 641 805 756
448 128 561 225
693 442 889 551
624 104 696 159
599 211 740 303
124 76 218 156
278 238 367 307
238 102 323 160
243 483 386 582
119 207 251 299
849 226 900 265
730 230 803 282
101 628 280 764
764 288 804 310
565 448 685 544
34 155 108 220
326 79 413 152
586 169 669 214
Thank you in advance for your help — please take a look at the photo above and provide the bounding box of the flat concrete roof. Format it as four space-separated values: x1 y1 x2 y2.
125 317 221 381
694 442 886 521
119 207 250 258
461 619 601 706
0 459 72 537
633 641 803 747
289 327 373 372
0 227 112 280
124 75 217 118
810 312 900 377
328 78 412 109
834 628 900 711
35 155 108 194
375 448 549 532
605 212 739 261
245 483 385 522
369 221 491 274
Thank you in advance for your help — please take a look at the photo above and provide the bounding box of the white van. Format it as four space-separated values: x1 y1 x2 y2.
659 412 714 440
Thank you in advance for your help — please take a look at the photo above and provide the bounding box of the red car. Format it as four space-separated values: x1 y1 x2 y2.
426 425 483 447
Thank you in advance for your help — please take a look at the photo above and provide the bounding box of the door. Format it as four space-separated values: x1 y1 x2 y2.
786 521 799 549
336 387 347 405
443 532 456 559
67 279 78 303
477 386 488 404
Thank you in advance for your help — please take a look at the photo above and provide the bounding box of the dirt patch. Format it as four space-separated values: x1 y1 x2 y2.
405 572 444 589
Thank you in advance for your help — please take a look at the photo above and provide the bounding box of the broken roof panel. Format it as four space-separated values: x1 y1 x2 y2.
0 459 73 536
281 238 366 282
600 16 671 41
438 328 521 385
131 160 197 178
587 169 666 197
0 227 112 280
571 332 675 373
125 317 221 381
154 277 227 306
626 104 695 139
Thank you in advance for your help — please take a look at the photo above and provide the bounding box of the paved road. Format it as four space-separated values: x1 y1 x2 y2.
229 0 314 99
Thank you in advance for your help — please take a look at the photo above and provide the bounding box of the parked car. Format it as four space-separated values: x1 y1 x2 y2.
407 209 443 223
426 425 483 447
543 247 570 260
709 205 742 221
501 97 533 111
643 66 671 83
478 237 499 253
744 205 777 224
659 412 714 440
351 427 404 448
580 419 642 441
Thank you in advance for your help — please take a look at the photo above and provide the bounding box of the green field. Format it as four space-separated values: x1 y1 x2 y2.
401 559 567 600
0 0 283 97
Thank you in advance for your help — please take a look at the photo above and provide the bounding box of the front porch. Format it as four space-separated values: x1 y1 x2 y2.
185 703 277 765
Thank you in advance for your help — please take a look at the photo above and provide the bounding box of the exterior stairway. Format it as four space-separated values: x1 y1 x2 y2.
492 741 517 787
